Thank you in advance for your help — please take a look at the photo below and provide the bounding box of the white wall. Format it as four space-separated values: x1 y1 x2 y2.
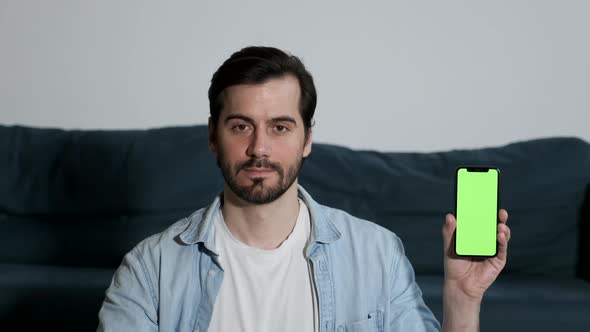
1 0 588 152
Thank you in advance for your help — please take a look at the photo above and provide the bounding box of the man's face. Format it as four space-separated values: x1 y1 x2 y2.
209 75 312 204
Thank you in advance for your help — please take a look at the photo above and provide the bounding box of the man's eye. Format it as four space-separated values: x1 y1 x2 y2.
275 125 289 132
233 124 248 131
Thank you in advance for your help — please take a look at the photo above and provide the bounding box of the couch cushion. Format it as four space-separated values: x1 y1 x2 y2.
0 263 114 331
0 125 221 215
0 214 186 267
300 137 590 277
0 125 222 267
416 275 590 332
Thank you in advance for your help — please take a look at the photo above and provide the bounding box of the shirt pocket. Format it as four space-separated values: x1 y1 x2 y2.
338 310 383 332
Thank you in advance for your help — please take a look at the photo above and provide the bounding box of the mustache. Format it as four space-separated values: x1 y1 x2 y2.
238 158 282 174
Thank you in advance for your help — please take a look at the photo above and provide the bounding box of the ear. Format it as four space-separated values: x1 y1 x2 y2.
302 130 312 158
208 117 218 155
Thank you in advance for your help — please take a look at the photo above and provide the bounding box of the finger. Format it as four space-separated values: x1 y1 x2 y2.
498 209 509 224
498 223 511 242
497 231 508 261
496 224 511 261
442 213 456 256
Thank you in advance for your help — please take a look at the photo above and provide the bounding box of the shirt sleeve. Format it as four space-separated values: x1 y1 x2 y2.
388 235 441 331
97 247 159 332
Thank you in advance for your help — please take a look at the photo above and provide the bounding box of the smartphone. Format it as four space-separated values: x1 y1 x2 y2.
454 166 500 257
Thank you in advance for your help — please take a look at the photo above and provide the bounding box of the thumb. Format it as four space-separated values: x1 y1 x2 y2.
443 213 457 256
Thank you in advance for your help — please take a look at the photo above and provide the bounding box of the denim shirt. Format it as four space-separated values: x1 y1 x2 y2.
98 186 441 332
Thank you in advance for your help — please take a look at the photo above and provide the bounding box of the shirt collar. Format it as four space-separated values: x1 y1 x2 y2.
178 185 341 256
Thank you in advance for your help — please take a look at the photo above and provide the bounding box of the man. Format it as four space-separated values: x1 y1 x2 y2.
98 46 511 332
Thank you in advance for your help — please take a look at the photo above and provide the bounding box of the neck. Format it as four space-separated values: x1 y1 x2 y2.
221 182 301 250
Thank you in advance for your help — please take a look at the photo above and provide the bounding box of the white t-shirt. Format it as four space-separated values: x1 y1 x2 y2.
207 199 318 332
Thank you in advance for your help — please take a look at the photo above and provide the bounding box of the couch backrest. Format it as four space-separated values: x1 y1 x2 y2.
1 125 589 278
0 125 222 268
300 137 590 278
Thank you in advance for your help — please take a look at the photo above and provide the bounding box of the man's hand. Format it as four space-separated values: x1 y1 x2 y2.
441 209 511 331
442 209 511 300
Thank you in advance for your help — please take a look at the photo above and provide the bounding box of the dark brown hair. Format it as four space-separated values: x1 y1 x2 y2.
208 46 316 136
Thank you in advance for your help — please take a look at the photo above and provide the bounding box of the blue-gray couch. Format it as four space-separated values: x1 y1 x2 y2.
1 125 589 331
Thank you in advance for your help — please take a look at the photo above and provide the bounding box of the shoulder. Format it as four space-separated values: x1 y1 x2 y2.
130 208 207 261
317 204 405 255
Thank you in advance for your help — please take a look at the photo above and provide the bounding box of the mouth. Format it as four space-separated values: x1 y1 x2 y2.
243 167 275 174
242 167 276 177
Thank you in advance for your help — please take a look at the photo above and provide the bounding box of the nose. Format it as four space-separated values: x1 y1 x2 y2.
246 129 271 159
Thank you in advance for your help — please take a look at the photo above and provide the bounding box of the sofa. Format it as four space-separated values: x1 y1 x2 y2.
1 124 589 331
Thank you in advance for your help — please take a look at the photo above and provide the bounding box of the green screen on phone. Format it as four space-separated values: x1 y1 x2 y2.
455 167 499 256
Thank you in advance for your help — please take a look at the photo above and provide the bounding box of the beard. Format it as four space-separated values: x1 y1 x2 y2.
217 151 304 205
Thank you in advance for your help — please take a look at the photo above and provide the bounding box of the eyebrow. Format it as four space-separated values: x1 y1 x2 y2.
270 116 297 125
224 115 298 126
224 114 255 125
